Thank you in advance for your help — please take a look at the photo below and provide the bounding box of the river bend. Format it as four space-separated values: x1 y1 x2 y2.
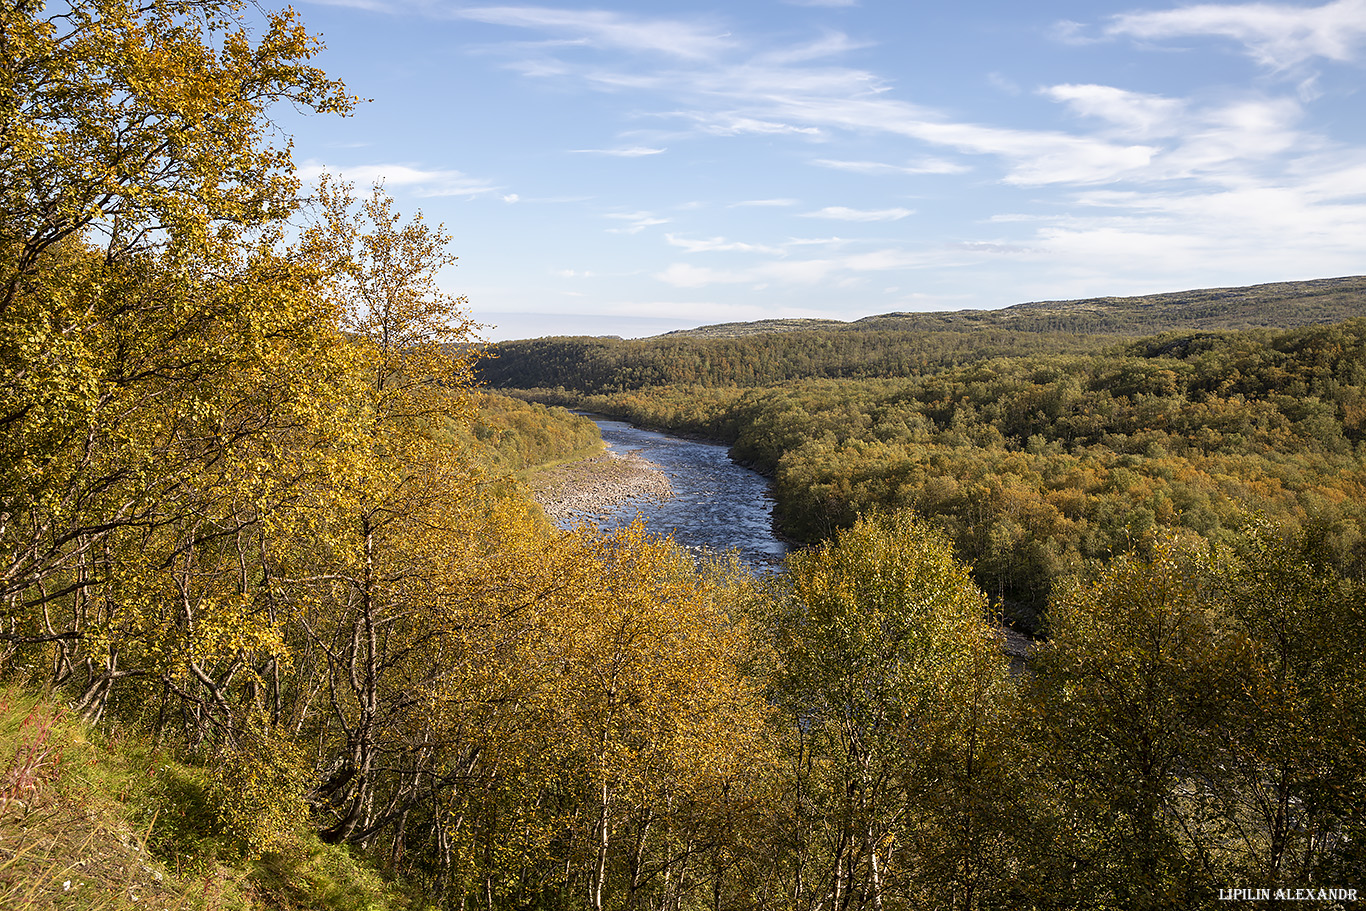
575 416 788 569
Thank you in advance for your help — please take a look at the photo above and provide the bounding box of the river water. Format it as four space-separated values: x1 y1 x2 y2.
579 415 789 569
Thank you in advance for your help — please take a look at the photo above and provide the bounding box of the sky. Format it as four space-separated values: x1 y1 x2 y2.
279 0 1366 340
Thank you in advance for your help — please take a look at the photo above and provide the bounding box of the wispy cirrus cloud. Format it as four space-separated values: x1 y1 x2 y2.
1033 189 1366 286
1103 0 1366 70
432 7 1169 187
1040 87 1308 181
756 94 1161 185
784 236 854 247
665 234 786 255
801 206 914 221
730 198 800 208
1042 85 1186 139
655 246 943 289
812 157 969 176
604 210 670 234
689 113 824 137
310 3 1351 199
571 146 667 157
305 1 1366 314
751 31 871 65
455 6 735 60
297 161 501 197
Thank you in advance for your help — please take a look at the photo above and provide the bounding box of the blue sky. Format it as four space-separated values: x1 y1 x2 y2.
282 0 1366 340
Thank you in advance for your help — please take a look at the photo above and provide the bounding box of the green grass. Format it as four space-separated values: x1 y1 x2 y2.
0 686 412 911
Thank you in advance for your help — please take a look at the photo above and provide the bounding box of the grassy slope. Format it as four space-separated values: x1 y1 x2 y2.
0 397 597 911
0 692 411 910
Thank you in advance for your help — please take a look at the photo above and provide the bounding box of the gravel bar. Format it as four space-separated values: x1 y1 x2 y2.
532 449 675 526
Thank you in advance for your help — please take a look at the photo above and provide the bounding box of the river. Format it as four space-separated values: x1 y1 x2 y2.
576 415 789 569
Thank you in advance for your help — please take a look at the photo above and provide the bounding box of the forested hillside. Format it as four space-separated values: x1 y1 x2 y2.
491 319 1366 628
478 276 1364 393
4 2 1364 909
859 274 1366 334
477 327 1123 391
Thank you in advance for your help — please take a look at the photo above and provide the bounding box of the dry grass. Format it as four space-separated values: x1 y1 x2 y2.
0 687 413 911
0 691 247 911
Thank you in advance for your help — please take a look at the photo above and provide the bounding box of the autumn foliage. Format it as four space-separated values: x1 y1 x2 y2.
2 2 1365 909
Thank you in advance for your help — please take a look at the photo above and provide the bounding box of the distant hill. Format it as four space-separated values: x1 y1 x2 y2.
662 276 1366 339
661 317 848 339
479 276 1366 393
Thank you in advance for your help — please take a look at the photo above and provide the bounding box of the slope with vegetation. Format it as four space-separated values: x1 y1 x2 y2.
480 275 1366 393
3 1 1365 909
0 686 407 910
668 274 1366 338
485 305 1366 629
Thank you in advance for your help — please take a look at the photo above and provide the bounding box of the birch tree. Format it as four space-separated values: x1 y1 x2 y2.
765 511 1022 911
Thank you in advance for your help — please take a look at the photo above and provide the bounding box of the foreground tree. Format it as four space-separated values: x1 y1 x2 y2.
1211 525 1366 889
1023 529 1366 908
1 0 351 294
273 179 483 845
1024 538 1251 910
1 0 354 715
762 511 1024 911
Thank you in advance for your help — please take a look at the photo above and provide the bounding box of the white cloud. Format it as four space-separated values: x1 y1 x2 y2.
297 161 501 197
1034 85 1309 183
1043 85 1186 139
1160 97 1306 177
456 7 734 60
571 146 667 156
988 72 1024 95
728 93 1163 185
1105 0 1366 70
655 246 941 288
952 241 1033 255
841 249 928 271
300 0 395 10
1050 19 1094 45
1074 182 1366 242
731 198 799 207
604 211 670 233
318 1 1353 203
696 115 824 137
1297 155 1366 199
458 8 1166 186
498 56 573 79
656 262 737 287
665 234 786 255
784 236 853 247
812 157 969 175
801 206 914 221
1016 147 1366 293
372 0 1366 307
753 32 871 65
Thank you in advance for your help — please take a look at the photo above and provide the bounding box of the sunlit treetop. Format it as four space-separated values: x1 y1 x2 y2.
0 0 356 302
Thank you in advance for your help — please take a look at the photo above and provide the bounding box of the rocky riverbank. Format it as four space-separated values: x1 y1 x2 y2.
532 448 674 526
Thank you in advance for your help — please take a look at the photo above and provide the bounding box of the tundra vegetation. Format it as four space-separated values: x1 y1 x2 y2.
2 2 1364 910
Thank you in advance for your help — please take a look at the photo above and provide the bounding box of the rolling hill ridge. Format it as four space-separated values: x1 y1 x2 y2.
662 275 1366 339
